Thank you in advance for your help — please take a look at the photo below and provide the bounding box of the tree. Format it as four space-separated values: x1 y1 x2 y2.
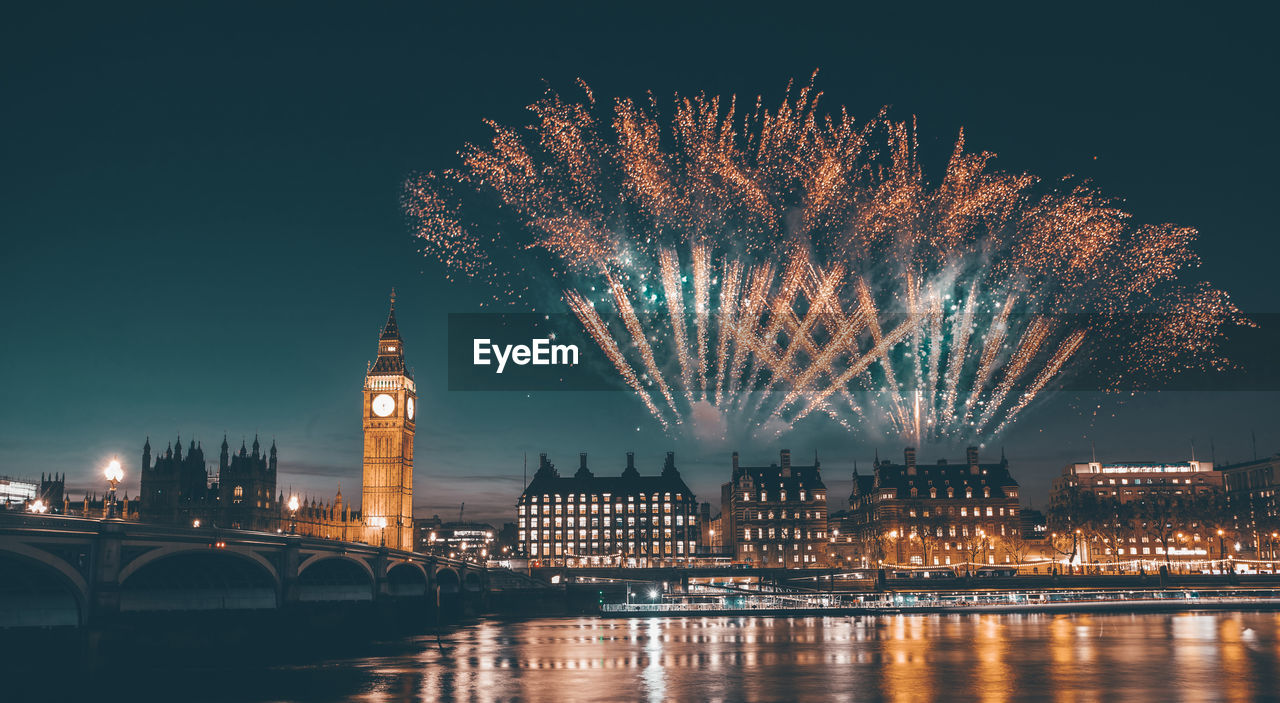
1000 526 1035 568
1137 494 1189 571
1092 497 1137 573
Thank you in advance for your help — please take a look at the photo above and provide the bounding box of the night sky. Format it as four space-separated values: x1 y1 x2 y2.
3 4 1278 526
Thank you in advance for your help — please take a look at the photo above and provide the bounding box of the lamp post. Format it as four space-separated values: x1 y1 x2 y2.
104 459 123 519
1217 529 1225 574
287 495 299 534
29 499 47 514
372 516 387 547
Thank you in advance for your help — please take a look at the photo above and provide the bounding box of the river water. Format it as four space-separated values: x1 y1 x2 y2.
115 612 1280 702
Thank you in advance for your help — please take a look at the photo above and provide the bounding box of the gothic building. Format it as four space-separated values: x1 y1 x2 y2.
720 449 829 567
516 452 699 566
138 434 280 531
139 436 216 526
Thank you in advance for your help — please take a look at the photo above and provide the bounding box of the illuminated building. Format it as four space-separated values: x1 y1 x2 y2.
516 451 699 567
0 476 38 506
827 469 875 567
1219 455 1280 559
1049 458 1226 567
721 449 829 567
287 487 363 541
361 291 417 551
849 447 1021 568
422 521 497 561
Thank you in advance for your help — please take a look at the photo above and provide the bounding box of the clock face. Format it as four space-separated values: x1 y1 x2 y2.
372 393 395 417
406 397 415 420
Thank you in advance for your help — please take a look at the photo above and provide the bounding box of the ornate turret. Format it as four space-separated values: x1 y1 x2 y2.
370 289 408 376
142 437 151 472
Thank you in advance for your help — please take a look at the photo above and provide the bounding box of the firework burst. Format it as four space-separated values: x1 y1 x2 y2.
403 74 1244 444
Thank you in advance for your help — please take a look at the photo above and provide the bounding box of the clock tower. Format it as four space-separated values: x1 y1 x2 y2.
362 290 416 551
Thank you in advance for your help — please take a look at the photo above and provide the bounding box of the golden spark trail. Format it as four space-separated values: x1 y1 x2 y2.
940 281 979 427
658 247 696 402
989 329 1087 437
605 272 682 421
714 259 743 405
789 314 920 423
564 291 668 429
692 243 711 398
974 316 1052 432
858 278 909 431
960 292 1017 428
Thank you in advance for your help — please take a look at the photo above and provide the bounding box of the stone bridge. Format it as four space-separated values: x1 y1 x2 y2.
0 513 487 628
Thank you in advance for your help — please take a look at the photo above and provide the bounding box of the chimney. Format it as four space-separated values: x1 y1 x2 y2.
780 449 791 478
967 446 980 475
626 451 635 470
663 451 677 476
580 452 588 470
905 447 917 475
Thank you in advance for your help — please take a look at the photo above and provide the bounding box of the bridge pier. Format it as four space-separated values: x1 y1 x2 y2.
281 535 301 607
89 520 125 624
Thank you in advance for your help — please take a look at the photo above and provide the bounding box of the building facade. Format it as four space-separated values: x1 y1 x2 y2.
848 447 1022 569
139 435 280 531
516 452 699 567
361 291 416 551
1048 459 1227 569
1220 456 1280 559
721 449 829 567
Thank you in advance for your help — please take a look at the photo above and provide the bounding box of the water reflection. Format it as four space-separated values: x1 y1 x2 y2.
146 612 1280 702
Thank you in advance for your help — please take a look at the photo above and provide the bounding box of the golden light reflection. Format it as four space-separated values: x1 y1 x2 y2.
356 613 1280 703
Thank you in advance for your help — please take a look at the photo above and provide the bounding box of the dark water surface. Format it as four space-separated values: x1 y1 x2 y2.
94 612 1280 702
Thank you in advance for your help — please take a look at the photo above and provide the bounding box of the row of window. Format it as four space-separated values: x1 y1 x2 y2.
519 515 689 528
740 490 825 503
521 528 693 541
742 527 826 540
527 541 695 557
906 506 1016 518
743 509 824 521
522 502 688 515
524 492 685 503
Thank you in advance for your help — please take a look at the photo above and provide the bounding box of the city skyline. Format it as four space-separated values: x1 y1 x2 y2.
4 5 1280 528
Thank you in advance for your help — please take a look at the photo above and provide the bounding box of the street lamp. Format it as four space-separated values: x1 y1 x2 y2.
371 516 388 547
1217 529 1225 574
287 495 299 534
29 499 47 514
104 459 124 519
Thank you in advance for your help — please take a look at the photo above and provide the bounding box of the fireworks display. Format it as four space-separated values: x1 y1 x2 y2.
403 74 1243 444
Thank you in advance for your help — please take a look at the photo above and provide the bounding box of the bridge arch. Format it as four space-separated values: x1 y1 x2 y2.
0 549 87 627
118 544 281 588
120 549 278 612
297 556 375 602
386 561 429 597
463 570 483 593
435 567 461 594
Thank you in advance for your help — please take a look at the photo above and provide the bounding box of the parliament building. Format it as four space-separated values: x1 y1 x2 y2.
135 293 415 549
